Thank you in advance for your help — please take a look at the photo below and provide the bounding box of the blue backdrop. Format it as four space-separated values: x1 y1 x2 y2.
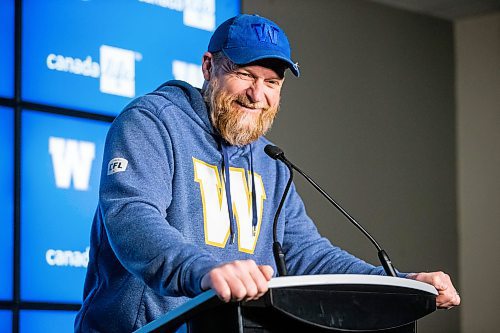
1 1 239 331
0 0 14 98
0 108 14 301
21 111 110 303
20 311 77 333
22 0 239 115
0 311 12 333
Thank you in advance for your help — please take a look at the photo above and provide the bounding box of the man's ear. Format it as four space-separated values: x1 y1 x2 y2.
202 52 213 81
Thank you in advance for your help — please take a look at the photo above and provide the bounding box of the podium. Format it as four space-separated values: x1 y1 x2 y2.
135 275 437 333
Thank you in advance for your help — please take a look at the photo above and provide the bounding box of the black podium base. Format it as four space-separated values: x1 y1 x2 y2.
187 301 417 333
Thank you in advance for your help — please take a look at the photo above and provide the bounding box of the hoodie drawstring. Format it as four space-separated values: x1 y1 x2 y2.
249 145 258 235
219 140 258 244
220 141 236 244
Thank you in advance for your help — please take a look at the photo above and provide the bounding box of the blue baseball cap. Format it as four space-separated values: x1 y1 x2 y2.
208 14 300 77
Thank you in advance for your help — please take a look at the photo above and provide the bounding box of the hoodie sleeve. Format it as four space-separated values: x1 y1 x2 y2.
281 182 407 277
99 106 219 298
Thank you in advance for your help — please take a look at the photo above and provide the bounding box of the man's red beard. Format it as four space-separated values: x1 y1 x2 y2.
204 78 280 146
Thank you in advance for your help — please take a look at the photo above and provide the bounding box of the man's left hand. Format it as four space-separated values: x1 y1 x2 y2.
407 271 460 309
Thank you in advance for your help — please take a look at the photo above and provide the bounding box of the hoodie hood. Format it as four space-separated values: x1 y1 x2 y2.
153 80 215 136
153 80 252 158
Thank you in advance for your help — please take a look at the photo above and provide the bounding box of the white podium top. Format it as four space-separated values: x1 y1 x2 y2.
268 274 438 295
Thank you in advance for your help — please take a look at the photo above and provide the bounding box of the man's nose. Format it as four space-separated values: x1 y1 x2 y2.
246 80 265 103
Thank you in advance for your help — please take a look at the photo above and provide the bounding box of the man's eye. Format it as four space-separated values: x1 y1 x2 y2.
265 80 283 88
235 72 253 80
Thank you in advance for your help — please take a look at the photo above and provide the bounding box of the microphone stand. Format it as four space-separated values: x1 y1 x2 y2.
272 158 293 276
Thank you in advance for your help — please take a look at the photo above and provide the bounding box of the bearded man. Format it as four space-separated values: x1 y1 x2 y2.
75 14 459 333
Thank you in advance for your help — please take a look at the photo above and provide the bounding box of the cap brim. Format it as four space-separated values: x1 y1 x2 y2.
223 47 300 77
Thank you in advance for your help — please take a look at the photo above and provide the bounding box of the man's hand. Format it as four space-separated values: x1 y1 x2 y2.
407 271 460 309
201 260 274 302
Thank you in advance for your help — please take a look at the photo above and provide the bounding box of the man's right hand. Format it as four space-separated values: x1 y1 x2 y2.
200 260 274 302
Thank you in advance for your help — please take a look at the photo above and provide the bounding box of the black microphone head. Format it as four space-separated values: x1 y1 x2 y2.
264 145 284 160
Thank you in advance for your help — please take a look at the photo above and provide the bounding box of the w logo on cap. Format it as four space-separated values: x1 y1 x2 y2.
251 23 279 45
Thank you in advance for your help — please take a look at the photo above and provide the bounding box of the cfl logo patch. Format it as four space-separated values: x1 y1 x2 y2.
107 158 128 175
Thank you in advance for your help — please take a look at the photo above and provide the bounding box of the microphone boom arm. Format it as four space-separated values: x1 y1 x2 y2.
265 144 397 277
289 161 397 277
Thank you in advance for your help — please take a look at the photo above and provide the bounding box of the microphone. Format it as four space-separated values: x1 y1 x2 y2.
264 145 292 276
264 144 398 277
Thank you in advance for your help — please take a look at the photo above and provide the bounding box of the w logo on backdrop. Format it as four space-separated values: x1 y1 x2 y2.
252 23 279 45
48 137 95 191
